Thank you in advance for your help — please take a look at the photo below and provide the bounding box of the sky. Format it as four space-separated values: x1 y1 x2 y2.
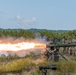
0 0 76 30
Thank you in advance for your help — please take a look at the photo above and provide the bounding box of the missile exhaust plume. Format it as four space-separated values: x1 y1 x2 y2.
0 37 46 57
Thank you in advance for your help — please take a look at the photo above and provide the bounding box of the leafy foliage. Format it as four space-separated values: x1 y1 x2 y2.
0 29 76 40
0 29 34 38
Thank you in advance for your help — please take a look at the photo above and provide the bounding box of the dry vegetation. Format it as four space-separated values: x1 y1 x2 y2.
0 53 75 75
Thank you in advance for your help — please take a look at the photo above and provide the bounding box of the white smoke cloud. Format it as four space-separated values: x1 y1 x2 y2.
22 17 37 25
32 17 37 22
0 52 8 57
11 15 37 26
16 15 22 20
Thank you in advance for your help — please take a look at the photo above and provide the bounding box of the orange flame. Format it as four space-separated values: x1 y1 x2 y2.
0 42 46 52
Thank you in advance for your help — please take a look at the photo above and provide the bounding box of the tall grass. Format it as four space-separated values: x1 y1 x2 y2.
0 58 36 73
0 56 76 75
56 60 76 75
37 60 76 75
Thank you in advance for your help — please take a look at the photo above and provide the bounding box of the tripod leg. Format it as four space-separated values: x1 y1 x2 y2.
42 69 47 75
59 53 68 61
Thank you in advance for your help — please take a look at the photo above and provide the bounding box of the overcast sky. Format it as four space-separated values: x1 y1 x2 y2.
0 0 76 30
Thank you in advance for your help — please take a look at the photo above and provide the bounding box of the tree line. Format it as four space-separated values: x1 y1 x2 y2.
0 29 76 40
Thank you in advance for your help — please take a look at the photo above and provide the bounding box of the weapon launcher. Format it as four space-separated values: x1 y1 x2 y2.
39 43 76 75
47 43 76 48
46 43 76 61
